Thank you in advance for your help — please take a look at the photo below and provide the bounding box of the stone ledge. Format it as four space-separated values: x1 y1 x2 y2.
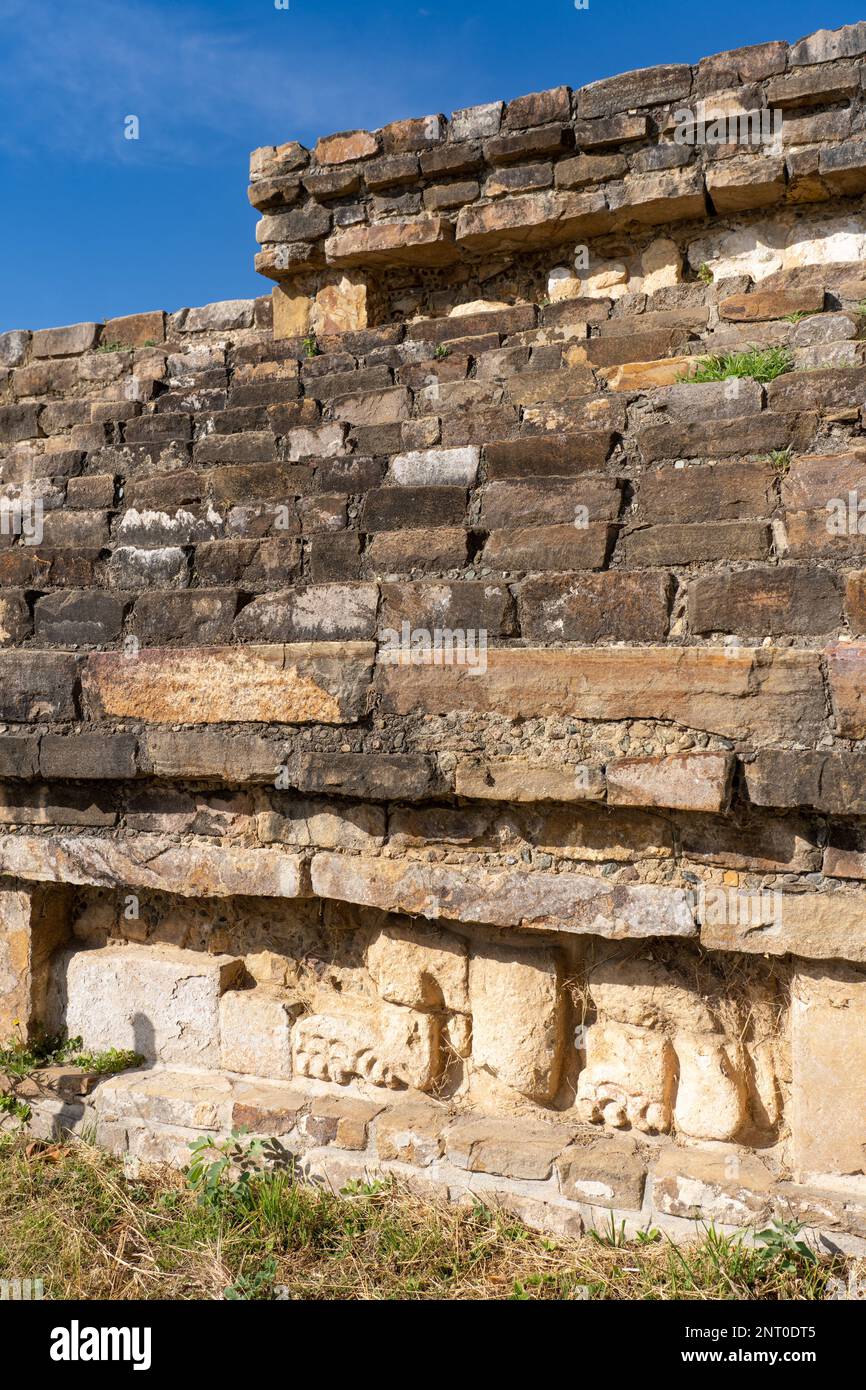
19 1064 866 1248
310 851 696 937
0 834 309 899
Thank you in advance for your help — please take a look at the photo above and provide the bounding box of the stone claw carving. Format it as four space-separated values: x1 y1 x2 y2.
293 1000 440 1092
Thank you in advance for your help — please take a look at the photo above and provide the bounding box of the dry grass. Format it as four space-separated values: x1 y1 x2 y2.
0 1132 857 1301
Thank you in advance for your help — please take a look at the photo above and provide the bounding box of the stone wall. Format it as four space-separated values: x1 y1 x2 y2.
3 22 866 1245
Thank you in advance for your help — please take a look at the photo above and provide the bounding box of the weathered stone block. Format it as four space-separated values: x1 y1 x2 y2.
325 216 458 268
0 888 68 1039
315 129 379 164
103 311 165 347
367 923 468 1012
700 891 866 964
518 572 670 643
469 943 563 1101
388 446 479 486
0 652 79 722
557 1134 647 1210
456 190 609 251
374 646 824 742
446 1116 572 1180
578 63 692 118
607 753 733 814
293 999 439 1091
234 585 378 643
375 1100 446 1165
0 834 307 900
220 987 300 1079
45 944 243 1066
652 1146 774 1223
82 642 374 725
310 852 695 937
454 759 604 803
791 962 866 1177
39 734 137 781
35 591 128 645
31 322 100 357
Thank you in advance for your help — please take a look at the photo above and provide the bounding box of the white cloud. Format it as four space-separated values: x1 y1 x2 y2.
0 0 386 164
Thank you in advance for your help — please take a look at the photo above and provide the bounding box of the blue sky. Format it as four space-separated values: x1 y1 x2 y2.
1 0 863 332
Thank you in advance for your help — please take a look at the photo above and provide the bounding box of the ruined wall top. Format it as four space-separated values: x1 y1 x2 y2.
250 22 866 287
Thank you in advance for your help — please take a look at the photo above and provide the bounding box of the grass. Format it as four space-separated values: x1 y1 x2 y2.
684 346 794 384
765 447 793 476
0 1132 854 1301
0 1033 143 1080
0 1034 144 1123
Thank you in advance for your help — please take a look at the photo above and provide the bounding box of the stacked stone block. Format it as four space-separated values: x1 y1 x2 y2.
2 24 866 1243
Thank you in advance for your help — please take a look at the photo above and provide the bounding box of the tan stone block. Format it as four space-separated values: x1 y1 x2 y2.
375 1100 446 1166
102 311 165 348
557 1133 647 1210
478 1189 584 1239
588 953 718 1034
652 1145 774 1223
44 944 243 1067
300 1095 383 1149
310 852 696 938
373 646 825 742
706 156 787 213
367 923 468 1012
640 236 682 293
601 356 697 391
454 759 605 803
607 168 707 227
0 889 34 1038
97 1070 232 1131
827 643 866 737
456 190 610 251
293 999 440 1091
792 961 866 1178
576 1020 675 1133
315 129 378 164
0 886 69 1039
719 286 825 321
310 276 369 335
700 889 866 963
0 834 307 901
231 1079 308 1134
325 216 458 268
469 943 563 1102
672 1033 748 1142
244 950 290 987
82 642 375 725
220 986 300 1079
606 752 733 813
272 286 311 339
446 1116 572 1180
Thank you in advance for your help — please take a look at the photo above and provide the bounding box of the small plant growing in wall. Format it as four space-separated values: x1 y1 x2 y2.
765 447 793 476
0 1029 143 1129
433 344 450 360
697 262 713 285
684 345 794 384
302 334 321 359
